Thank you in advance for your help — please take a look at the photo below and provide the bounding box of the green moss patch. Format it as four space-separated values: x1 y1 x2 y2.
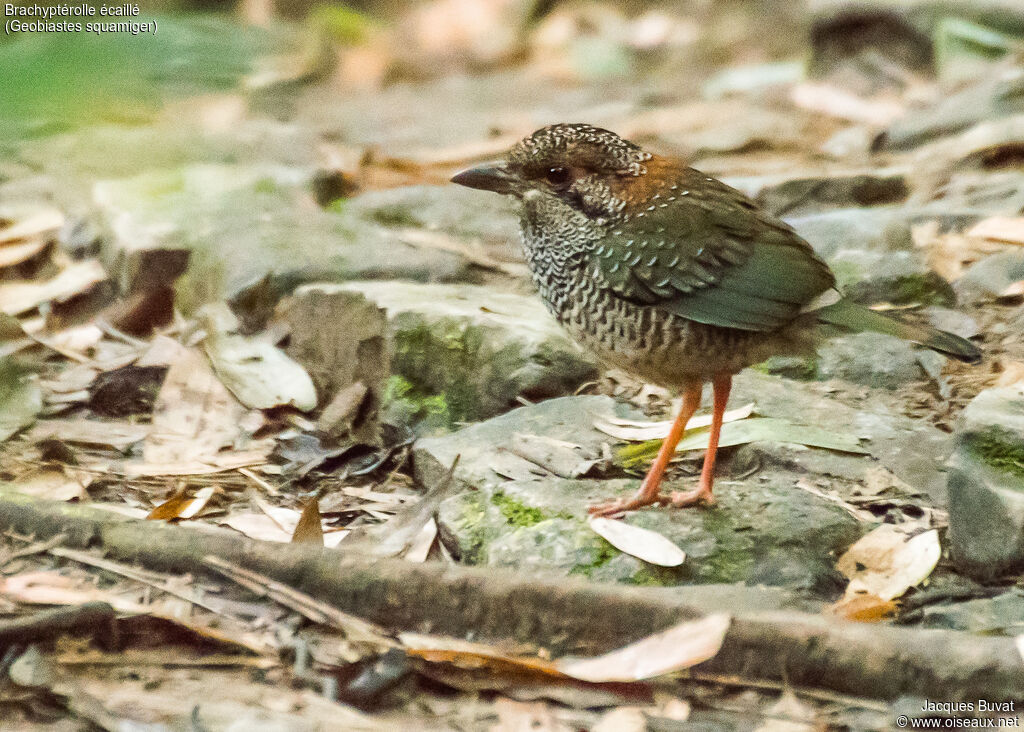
966 428 1024 480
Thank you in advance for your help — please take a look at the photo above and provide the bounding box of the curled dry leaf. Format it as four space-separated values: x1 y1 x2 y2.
554 613 730 682
966 216 1024 246
594 402 753 441
588 517 685 567
200 303 317 411
291 499 325 545
147 486 216 521
0 259 107 316
828 592 899 622
836 525 940 602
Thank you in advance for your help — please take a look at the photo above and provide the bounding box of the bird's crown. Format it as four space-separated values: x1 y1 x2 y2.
508 123 652 178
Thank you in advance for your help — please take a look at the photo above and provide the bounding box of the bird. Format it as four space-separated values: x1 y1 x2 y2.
451 123 981 517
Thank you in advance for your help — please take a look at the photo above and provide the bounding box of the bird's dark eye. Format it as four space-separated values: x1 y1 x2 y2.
544 167 572 186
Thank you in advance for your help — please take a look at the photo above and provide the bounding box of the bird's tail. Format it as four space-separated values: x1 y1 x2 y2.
814 298 982 364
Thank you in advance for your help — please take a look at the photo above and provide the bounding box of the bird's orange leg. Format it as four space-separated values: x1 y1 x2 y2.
588 381 703 517
669 373 732 507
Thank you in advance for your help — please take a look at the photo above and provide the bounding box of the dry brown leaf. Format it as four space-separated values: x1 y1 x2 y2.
0 208 64 245
27 418 149 450
587 517 686 567
123 446 272 477
967 216 1024 246
0 571 148 612
594 403 754 441
912 221 1004 282
201 303 317 411
509 433 598 478
399 632 563 677
995 359 1024 387
147 486 216 521
790 82 904 125
402 517 437 562
0 238 50 269
143 338 247 465
291 499 325 545
837 525 940 601
11 468 89 501
0 259 107 316
554 613 730 682
827 592 899 622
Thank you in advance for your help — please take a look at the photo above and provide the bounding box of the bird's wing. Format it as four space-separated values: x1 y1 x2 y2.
592 169 835 331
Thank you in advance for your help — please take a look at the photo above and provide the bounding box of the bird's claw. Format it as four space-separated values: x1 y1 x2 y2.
667 488 715 507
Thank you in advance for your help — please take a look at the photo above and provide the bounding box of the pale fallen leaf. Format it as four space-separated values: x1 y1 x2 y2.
221 512 295 543
592 707 646 732
588 517 685 567
11 468 89 501
837 525 940 601
554 613 730 682
0 571 148 612
1016 634 1024 663
0 208 64 245
995 359 1024 387
27 418 148 450
0 259 107 316
402 517 437 562
755 689 817 732
615 417 867 469
0 238 50 269
790 82 905 125
123 446 272 477
594 402 754 441
509 433 598 478
1000 281 1024 299
201 304 317 411
966 216 1024 246
143 339 246 464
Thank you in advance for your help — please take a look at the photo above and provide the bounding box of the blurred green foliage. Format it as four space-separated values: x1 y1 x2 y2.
0 14 288 137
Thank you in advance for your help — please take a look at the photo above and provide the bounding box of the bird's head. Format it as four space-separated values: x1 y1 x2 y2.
451 123 658 224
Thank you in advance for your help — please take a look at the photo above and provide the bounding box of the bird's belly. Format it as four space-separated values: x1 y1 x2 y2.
550 282 801 385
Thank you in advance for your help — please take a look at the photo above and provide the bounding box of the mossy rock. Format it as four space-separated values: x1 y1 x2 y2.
437 476 862 592
342 282 599 429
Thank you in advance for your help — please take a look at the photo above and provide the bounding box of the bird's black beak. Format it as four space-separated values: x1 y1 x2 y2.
451 163 518 195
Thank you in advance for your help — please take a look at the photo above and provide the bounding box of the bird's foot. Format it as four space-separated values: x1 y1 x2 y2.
667 487 715 508
587 492 670 519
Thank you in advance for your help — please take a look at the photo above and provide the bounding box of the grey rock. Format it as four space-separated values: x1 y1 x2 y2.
92 165 470 312
337 281 599 426
947 384 1024 579
419 392 865 591
343 184 520 245
731 371 955 501
724 170 908 217
817 332 926 389
919 590 1024 634
827 249 956 306
876 67 1024 151
435 475 859 591
955 250 1024 303
413 395 630 491
786 207 911 258
923 306 981 339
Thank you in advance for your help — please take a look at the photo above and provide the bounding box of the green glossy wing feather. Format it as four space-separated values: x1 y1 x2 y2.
593 170 835 331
